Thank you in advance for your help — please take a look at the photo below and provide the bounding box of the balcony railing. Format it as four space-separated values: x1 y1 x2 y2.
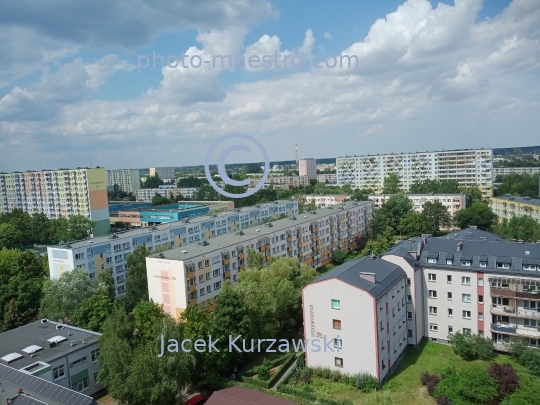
491 322 540 337
491 287 540 300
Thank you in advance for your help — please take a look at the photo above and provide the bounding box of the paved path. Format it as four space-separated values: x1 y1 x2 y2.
270 354 299 391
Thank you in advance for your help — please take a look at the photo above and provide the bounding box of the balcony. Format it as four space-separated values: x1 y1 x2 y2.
491 322 540 338
189 299 198 306
491 287 540 301
222 258 230 265
188 284 197 293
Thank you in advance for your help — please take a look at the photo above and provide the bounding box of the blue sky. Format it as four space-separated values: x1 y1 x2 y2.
0 0 538 171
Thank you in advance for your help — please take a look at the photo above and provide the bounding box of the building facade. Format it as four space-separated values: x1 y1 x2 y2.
0 168 110 236
47 201 297 296
494 167 540 176
149 167 175 180
369 194 466 217
135 187 198 202
0 320 102 397
490 196 540 224
337 149 493 198
302 228 540 382
106 169 141 193
306 194 349 207
146 201 373 317
317 173 337 184
299 158 317 180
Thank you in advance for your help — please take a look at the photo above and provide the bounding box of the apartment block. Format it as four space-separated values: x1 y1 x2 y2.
369 194 466 217
146 201 373 317
106 169 141 193
494 167 540 176
0 168 110 236
0 320 102 397
303 227 540 381
136 187 198 202
337 148 493 198
47 201 298 296
317 173 337 184
306 194 349 207
299 158 317 180
149 167 175 180
490 195 540 224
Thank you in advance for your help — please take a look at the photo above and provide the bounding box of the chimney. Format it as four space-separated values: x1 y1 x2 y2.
360 272 376 284
457 242 463 251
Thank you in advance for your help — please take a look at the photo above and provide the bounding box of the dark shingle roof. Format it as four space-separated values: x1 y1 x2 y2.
11 395 48 405
441 228 504 242
206 386 299 405
310 257 406 299
0 364 93 405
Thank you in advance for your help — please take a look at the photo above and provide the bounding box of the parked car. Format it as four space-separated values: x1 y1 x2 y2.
185 394 208 405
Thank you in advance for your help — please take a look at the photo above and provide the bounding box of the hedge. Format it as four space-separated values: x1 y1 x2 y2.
277 384 353 405
242 352 296 389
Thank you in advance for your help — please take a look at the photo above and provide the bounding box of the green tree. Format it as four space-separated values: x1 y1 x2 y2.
247 247 263 269
422 201 451 233
30 213 52 244
361 226 395 256
382 173 401 194
454 202 498 231
398 212 434 237
449 331 495 361
133 300 167 345
379 193 413 232
434 366 498 405
125 245 151 310
493 216 540 242
195 184 219 201
142 174 164 188
151 194 174 205
0 209 32 245
177 176 207 187
66 215 97 240
0 223 24 249
409 179 461 194
73 293 117 332
464 185 484 207
97 268 116 301
332 250 347 264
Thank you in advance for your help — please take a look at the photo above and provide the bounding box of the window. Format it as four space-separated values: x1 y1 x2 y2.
207 285 212 293
447 292 453 300
497 262 510 269
73 377 89 392
392 308 396 317
382 360 386 370
335 357 343 367
462 294 471 303
333 338 343 349
448 308 453 317
406 278 411 286
462 276 471 285
428 258 437 264
429 323 438 331
117 285 125 293
447 275 452 283
53 365 64 380
523 264 537 271
429 290 437 298
214 281 222 290
480 261 487 268
525 319 538 327
198 262 203 269
446 259 453 265
479 295 484 304
200 288 205 296
463 310 471 319
71 356 87 368
213 269 221 277
206 272 211 280
75 253 84 260
463 328 471 334
380 321 384 330
479 313 484 321
461 260 471 267
407 295 412 303
429 306 438 315
333 319 342 329
91 349 100 362
428 273 436 281
381 338 385 350
407 311 412 320
331 299 340 309
408 329 413 338
448 325 453 334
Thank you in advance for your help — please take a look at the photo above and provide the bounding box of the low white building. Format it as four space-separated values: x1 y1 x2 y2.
369 194 466 217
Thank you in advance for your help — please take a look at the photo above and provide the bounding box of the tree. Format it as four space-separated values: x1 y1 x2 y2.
454 202 498 231
66 215 97 240
464 185 484 207
97 268 116 301
382 173 401 194
434 366 498 405
0 209 32 245
493 216 540 242
379 193 413 232
369 211 391 237
409 179 460 194
30 213 52 244
177 176 207 187
398 212 434 237
243 164 262 174
151 194 174 205
133 300 167 346
361 226 395 256
422 201 451 233
332 250 347 264
142 174 164 188
488 363 519 398
73 293 117 332
0 223 24 249
449 331 495 361
354 234 368 251
125 245 151 309
194 184 219 201
40 268 107 323
247 248 263 269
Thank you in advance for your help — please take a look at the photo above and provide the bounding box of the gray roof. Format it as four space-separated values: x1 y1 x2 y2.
0 363 93 405
443 228 504 242
492 195 540 207
11 395 48 405
309 256 406 299
152 202 372 261
0 321 101 370
419 237 540 276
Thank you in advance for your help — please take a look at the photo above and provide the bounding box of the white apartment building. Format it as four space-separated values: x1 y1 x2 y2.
337 148 493 198
317 173 337 184
146 201 373 317
303 227 540 382
494 167 540 176
251 176 311 189
106 169 141 193
305 194 349 207
369 194 466 217
149 167 175 181
0 320 102 397
136 187 198 202
299 159 317 180
47 201 298 296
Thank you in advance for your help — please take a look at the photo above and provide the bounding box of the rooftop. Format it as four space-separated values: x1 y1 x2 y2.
0 320 101 370
150 201 372 262
491 195 540 207
308 256 406 299
0 363 93 405
337 147 492 159
368 193 465 197
115 202 205 213
48 200 296 249
206 386 299 405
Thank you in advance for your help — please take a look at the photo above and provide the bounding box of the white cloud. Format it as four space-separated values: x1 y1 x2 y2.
324 32 332 41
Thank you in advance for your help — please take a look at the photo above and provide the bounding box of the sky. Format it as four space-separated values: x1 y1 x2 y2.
0 0 539 171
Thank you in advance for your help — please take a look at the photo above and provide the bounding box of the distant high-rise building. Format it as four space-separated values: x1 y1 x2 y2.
149 167 175 180
0 168 110 236
106 169 141 193
337 148 493 198
299 158 317 180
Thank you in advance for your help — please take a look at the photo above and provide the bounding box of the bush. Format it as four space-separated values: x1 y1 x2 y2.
355 372 379 393
427 380 438 396
449 331 495 361
435 395 452 405
500 373 540 405
296 352 306 369
256 358 272 381
488 362 519 398
434 366 498 405
420 371 440 387
518 348 540 376
330 370 342 382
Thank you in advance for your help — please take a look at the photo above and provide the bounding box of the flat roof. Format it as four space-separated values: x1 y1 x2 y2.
0 321 101 370
369 193 464 197
337 148 492 159
150 201 372 262
117 203 206 213
48 200 296 249
491 195 540 207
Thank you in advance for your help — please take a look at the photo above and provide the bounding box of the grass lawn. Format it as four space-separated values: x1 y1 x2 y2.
281 340 539 405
